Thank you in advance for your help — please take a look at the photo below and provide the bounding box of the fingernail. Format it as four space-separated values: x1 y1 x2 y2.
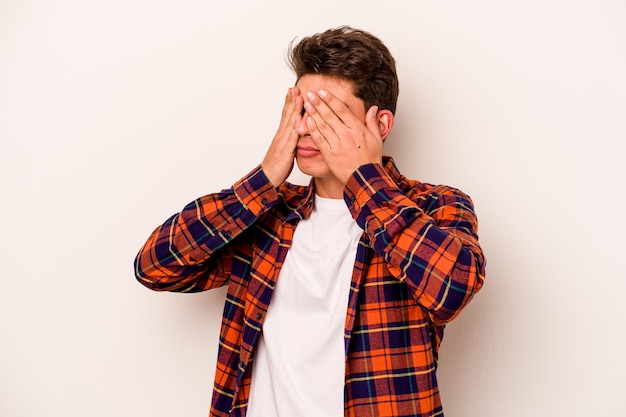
318 90 327 97
304 101 313 111
306 91 315 101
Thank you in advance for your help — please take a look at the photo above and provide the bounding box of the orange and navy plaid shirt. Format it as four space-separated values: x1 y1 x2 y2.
134 157 485 417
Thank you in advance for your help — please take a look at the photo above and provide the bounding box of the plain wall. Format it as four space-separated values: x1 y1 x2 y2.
1 1 625 416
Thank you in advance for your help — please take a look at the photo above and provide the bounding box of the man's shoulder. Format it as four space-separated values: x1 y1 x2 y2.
384 157 473 202
399 176 475 211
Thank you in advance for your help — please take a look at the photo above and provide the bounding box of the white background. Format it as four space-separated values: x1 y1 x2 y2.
1 1 625 416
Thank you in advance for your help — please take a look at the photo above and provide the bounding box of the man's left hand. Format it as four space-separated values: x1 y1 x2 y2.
304 89 383 184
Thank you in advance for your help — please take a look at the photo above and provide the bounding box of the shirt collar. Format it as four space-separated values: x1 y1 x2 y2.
283 156 402 221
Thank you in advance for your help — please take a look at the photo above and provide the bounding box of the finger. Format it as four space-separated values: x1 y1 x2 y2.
290 95 303 125
305 90 344 124
280 88 295 119
275 88 303 146
365 105 380 138
284 89 303 126
312 89 360 128
285 87 302 109
304 97 341 144
306 115 332 151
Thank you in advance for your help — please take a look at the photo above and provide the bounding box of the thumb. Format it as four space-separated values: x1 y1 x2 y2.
365 105 380 137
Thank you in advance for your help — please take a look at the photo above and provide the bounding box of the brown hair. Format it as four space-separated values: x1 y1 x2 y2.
287 26 399 114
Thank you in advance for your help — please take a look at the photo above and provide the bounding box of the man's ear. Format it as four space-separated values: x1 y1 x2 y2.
376 109 394 140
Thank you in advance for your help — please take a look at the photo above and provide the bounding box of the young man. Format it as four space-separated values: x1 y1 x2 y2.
134 26 485 417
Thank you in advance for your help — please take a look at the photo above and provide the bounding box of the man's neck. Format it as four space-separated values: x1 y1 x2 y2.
313 177 345 199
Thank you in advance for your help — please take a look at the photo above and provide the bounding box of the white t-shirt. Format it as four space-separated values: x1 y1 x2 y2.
247 194 362 417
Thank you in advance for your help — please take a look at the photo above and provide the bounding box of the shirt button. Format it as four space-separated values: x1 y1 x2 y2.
224 230 231 238
261 198 268 205
256 313 262 320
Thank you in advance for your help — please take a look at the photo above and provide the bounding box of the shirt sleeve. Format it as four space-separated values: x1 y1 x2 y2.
134 165 279 293
343 163 486 324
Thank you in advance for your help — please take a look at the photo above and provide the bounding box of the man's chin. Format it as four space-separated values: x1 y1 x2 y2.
295 158 329 178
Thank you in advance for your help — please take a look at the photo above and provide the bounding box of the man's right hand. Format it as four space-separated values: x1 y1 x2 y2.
261 87 303 187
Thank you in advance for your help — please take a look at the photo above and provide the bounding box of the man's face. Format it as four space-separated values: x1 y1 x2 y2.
294 74 367 183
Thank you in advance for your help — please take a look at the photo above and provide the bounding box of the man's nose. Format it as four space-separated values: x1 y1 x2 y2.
296 112 310 136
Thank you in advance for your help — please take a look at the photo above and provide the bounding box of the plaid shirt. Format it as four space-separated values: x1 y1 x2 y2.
135 157 485 417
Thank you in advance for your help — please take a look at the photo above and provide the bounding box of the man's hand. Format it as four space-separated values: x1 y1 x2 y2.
304 89 383 184
262 87 303 187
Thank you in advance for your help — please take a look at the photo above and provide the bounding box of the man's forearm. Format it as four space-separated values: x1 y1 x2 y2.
134 164 280 292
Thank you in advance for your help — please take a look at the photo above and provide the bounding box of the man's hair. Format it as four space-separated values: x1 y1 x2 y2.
287 26 399 114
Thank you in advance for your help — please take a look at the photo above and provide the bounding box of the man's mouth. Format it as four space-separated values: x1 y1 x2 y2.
296 146 320 157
